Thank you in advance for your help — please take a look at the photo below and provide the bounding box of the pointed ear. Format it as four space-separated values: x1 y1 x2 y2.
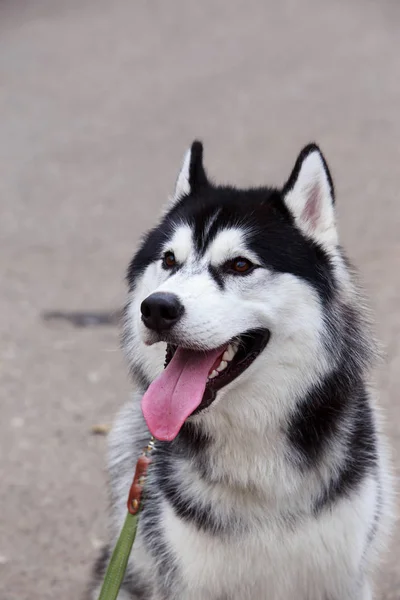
173 140 208 201
283 144 338 249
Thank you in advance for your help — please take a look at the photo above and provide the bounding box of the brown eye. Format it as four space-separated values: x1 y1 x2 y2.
228 257 254 274
162 251 177 269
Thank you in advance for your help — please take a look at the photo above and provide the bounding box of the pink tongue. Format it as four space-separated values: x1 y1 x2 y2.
141 346 223 441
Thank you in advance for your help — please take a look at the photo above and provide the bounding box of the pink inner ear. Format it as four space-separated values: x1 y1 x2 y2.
303 182 321 229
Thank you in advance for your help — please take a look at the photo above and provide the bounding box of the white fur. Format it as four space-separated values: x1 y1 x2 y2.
284 150 338 250
162 476 377 599
173 148 191 201
163 224 194 264
207 227 259 265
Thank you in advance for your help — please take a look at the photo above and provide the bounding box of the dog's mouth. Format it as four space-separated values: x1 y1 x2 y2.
141 329 270 442
165 328 270 405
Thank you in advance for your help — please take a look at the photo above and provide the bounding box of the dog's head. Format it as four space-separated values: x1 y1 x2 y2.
124 141 344 441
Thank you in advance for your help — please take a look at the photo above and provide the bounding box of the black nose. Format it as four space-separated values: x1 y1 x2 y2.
141 292 184 332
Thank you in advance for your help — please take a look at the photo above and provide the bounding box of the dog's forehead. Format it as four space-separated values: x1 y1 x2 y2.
206 228 249 263
165 222 250 264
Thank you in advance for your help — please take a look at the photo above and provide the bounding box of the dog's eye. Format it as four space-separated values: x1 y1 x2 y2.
225 257 254 274
162 251 177 269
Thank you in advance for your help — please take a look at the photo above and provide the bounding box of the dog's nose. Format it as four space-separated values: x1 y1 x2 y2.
141 292 184 332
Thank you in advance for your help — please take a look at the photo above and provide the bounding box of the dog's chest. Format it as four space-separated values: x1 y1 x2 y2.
159 493 369 600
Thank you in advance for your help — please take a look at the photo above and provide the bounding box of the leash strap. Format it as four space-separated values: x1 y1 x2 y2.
98 512 139 600
97 439 155 600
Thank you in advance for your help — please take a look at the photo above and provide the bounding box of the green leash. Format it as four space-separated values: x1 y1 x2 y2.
97 438 155 600
98 512 139 600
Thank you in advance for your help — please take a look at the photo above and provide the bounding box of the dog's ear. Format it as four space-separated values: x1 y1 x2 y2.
173 140 208 202
283 144 337 249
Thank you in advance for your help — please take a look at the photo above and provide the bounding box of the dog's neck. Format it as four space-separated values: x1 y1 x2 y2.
162 380 298 497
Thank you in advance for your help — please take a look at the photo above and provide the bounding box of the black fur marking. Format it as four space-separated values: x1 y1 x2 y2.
158 470 230 535
151 425 240 536
156 466 239 536
288 293 378 515
289 370 376 465
188 140 208 191
208 264 225 289
288 285 375 477
176 421 211 453
174 423 214 479
92 545 110 582
305 299 376 514
123 570 153 600
126 221 175 290
312 391 377 513
288 369 347 468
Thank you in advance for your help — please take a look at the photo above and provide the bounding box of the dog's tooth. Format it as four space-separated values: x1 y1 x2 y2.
223 345 235 362
217 360 228 372
208 370 219 379
222 350 231 362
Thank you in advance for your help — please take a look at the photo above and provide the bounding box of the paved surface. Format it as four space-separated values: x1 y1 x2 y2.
1 1 399 598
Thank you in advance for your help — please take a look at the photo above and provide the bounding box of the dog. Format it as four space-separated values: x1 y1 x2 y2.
91 141 391 599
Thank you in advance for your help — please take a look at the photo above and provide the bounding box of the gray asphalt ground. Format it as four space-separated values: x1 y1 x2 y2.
1 1 400 598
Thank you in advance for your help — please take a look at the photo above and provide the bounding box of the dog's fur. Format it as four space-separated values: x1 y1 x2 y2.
92 142 391 599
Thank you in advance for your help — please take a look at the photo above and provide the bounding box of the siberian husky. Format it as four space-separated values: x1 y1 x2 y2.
92 142 391 599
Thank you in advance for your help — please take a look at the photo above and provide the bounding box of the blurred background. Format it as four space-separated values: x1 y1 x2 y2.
1 1 399 598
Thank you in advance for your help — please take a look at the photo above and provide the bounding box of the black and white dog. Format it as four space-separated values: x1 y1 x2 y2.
92 142 391 599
